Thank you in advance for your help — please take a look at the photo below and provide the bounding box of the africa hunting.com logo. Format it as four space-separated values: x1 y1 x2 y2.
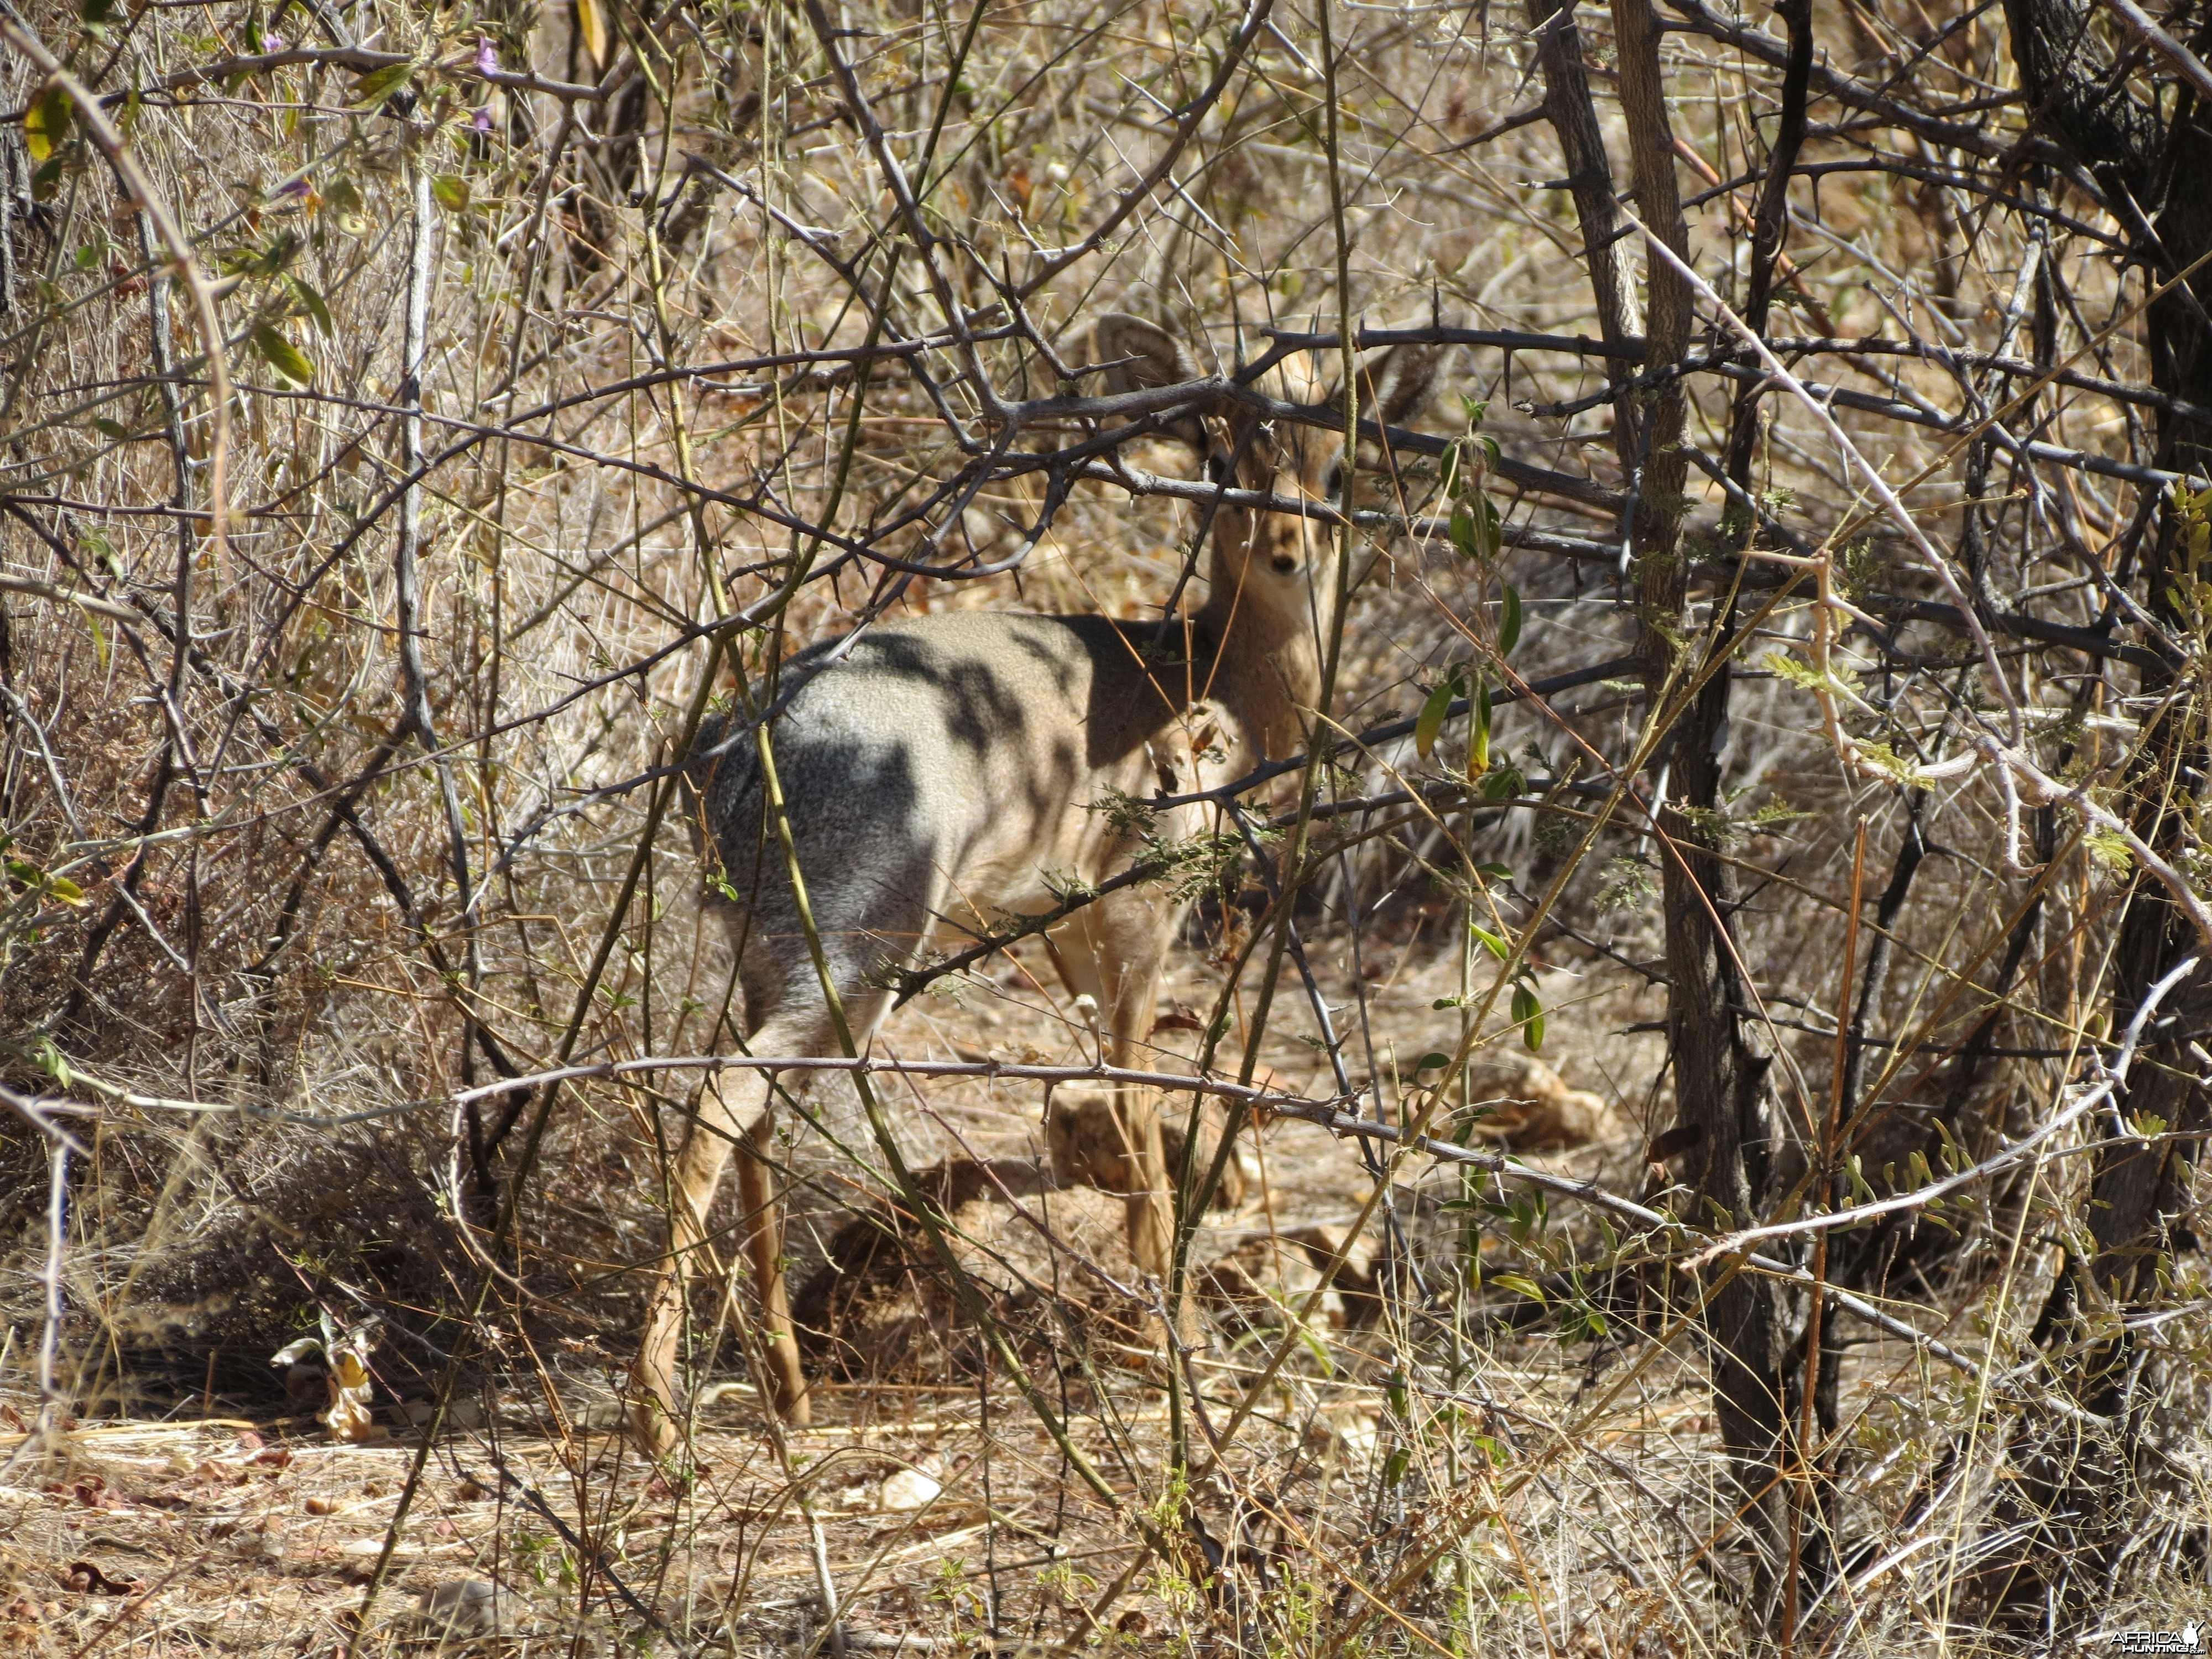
2107 1621 2203 1655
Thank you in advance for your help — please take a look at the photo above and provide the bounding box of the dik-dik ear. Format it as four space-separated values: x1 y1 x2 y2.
1352 341 1443 475
1091 312 1210 452
1363 341 1443 433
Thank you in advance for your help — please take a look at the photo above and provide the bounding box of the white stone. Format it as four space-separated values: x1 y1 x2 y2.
880 1467 943 1511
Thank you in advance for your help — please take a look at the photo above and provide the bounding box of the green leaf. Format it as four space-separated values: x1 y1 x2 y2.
1498 583 1522 657
1491 1273 1546 1304
1448 500 1479 560
1512 983 1545 1051
348 62 415 110
1469 681 1491 774
1469 921 1509 962
1294 1314 1333 1376
253 320 316 385
1846 1155 1876 1205
30 1034 73 1089
1415 674 1457 761
289 276 334 337
84 0 118 29
1479 764 1524 801
9 856 85 907
1415 1052 1453 1075
218 231 304 280
431 173 470 212
1933 1118 1965 1175
92 417 127 440
24 85 72 163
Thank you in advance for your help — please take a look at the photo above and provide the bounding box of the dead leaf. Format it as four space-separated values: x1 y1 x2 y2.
573 0 607 66
323 1347 378 1442
60 1561 141 1595
273 1315 383 1442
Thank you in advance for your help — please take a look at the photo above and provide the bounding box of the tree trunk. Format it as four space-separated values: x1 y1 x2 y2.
1526 0 1641 481
2005 0 2210 1366
1624 0 1805 1628
1995 0 2212 1620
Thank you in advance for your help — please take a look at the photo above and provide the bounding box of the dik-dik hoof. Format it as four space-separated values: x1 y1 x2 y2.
766 1361 812 1428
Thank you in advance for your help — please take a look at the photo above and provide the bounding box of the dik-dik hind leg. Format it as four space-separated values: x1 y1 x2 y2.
732 1112 806 1418
632 1057 810 1447
1053 894 1190 1332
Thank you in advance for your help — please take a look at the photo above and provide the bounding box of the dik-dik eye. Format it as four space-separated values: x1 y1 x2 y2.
1321 459 1346 501
1206 450 1234 487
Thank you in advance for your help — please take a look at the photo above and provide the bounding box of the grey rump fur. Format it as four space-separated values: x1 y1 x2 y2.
627 313 1439 1445
682 608 1220 1010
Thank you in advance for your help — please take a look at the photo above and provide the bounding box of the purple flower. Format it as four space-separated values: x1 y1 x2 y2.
272 176 311 204
265 32 286 52
476 35 498 75
472 103 494 133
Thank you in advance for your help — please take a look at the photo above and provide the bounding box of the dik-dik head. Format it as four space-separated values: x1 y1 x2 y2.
1090 313 1439 634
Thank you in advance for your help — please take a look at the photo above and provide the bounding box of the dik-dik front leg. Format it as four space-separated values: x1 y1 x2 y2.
632 1066 810 1449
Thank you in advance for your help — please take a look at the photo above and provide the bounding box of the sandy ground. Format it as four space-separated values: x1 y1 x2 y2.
0 930 1690 1657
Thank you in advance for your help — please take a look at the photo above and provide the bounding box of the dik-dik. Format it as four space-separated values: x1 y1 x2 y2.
630 314 1438 1442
